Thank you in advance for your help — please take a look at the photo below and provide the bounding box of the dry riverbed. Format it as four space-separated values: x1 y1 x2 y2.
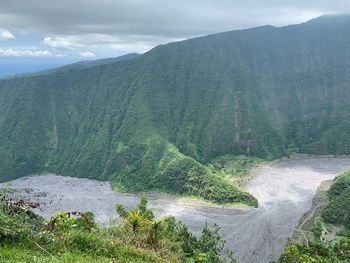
1 157 350 263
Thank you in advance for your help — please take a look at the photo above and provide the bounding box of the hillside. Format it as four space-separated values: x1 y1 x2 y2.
0 191 233 263
1 15 350 204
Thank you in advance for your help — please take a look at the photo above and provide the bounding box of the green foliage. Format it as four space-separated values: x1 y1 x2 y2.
137 197 155 221
280 243 324 263
148 219 163 247
280 238 350 263
209 155 263 186
115 203 128 218
304 121 350 156
116 197 155 220
51 211 77 234
210 155 263 177
114 142 257 206
116 198 236 262
125 212 148 234
195 223 229 263
322 170 350 228
0 188 41 242
0 208 32 241
0 194 237 262
0 195 186 262
2 15 350 207
159 217 235 262
313 219 322 240
75 211 97 232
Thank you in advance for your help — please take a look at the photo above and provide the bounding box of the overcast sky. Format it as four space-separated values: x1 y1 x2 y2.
0 0 349 65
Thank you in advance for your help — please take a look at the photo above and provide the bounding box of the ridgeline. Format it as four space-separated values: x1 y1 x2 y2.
1 15 350 205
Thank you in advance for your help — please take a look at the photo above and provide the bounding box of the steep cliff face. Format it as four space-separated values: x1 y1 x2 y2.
0 15 350 201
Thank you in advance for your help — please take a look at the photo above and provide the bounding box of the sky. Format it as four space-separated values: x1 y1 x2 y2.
0 0 349 76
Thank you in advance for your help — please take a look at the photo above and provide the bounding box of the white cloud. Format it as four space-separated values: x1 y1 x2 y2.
41 34 176 54
0 48 64 57
42 36 82 49
79 51 96 57
0 28 14 40
0 1 348 59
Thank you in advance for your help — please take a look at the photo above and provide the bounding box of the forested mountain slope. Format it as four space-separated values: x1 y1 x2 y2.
1 15 350 204
37 53 141 75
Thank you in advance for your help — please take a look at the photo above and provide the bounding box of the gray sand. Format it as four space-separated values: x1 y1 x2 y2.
2 157 350 263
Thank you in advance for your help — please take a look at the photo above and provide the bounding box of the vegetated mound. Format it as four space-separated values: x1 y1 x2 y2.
1 15 350 205
321 170 350 228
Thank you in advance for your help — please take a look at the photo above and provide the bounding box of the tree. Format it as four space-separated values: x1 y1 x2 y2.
126 212 148 234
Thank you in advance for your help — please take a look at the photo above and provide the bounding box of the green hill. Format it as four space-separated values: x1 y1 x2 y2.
1 15 350 205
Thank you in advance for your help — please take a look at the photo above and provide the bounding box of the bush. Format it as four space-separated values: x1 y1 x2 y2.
0 188 41 242
313 219 322 240
322 170 350 228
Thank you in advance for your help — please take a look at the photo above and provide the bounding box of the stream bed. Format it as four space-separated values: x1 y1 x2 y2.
2 157 350 263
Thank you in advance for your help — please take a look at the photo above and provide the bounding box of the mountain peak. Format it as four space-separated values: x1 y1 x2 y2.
306 13 350 24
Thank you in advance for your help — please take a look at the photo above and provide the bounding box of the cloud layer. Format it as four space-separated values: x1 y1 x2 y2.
0 1 349 56
0 48 63 57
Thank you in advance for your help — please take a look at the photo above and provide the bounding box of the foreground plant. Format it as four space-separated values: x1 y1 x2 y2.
116 197 237 262
0 188 237 262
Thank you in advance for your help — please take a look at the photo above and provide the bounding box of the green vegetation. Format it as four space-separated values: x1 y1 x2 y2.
305 121 350 156
312 219 322 240
278 239 350 263
0 189 236 262
209 155 264 187
1 15 350 205
278 170 350 262
113 141 257 206
321 170 350 228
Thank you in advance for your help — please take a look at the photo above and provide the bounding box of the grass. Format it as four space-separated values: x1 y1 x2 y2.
0 243 168 263
208 155 264 187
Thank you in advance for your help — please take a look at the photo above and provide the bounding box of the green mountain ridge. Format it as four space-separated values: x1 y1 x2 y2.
39 53 141 75
1 15 350 205
2 53 141 79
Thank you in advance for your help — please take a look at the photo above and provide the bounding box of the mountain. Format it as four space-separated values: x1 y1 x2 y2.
38 53 141 75
1 53 141 79
1 15 350 205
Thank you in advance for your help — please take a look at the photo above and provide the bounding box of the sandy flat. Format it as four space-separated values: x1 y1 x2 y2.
2 157 350 263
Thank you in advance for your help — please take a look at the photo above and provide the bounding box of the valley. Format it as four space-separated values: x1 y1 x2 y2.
3 157 350 263
1 13 350 263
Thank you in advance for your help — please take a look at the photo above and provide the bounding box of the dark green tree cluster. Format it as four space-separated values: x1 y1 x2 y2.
278 239 350 263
